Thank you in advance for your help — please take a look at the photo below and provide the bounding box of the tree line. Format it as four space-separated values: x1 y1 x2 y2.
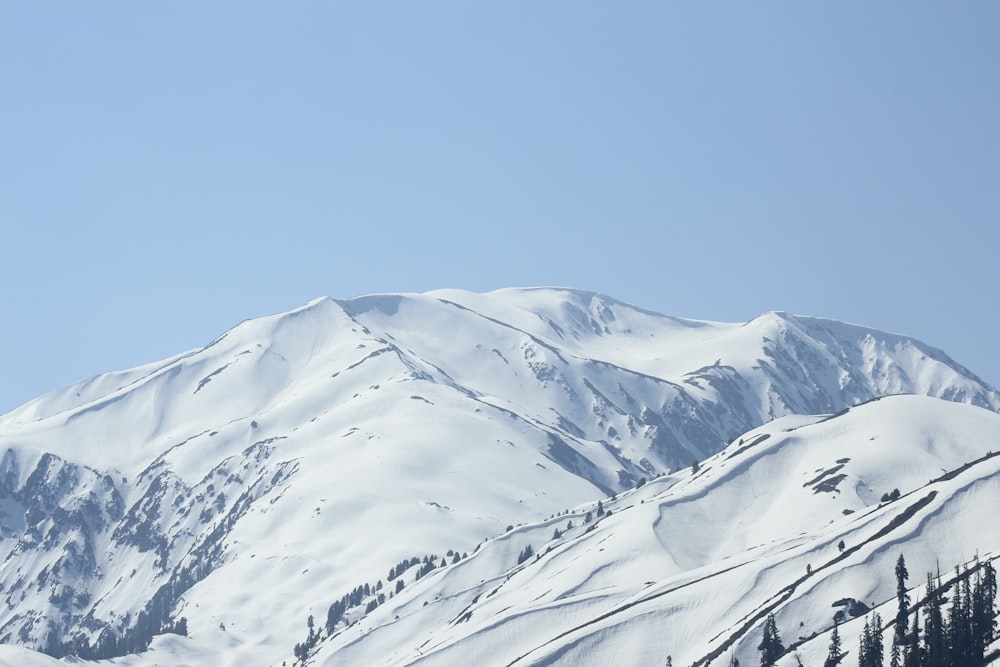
754 554 997 667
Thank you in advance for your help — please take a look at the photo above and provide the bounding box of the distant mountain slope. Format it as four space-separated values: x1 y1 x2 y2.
304 395 1000 667
0 289 996 664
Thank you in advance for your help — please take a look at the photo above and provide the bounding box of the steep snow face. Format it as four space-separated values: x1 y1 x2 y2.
0 289 996 664
305 396 1000 667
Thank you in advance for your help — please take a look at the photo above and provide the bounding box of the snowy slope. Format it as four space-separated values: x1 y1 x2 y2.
0 289 996 665
303 395 1000 667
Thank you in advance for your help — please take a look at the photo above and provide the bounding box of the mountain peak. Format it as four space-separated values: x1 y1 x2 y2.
0 289 997 664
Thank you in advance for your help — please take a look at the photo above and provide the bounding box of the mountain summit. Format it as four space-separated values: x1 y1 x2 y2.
0 288 996 665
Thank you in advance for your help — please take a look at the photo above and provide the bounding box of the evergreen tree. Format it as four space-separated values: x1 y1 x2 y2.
924 573 946 667
960 566 974 664
824 619 843 667
945 566 968 666
982 560 997 644
894 555 910 646
859 615 872 667
597 500 605 517
758 613 784 667
859 614 885 667
971 558 997 664
870 613 884 667
889 633 901 667
971 562 986 662
903 609 922 667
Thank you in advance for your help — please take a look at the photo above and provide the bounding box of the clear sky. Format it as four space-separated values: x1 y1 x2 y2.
1 2 998 415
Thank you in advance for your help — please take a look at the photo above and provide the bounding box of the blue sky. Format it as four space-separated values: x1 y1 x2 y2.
2 2 998 414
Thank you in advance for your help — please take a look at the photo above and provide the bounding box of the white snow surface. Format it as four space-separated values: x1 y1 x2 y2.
0 288 996 665
307 395 1000 667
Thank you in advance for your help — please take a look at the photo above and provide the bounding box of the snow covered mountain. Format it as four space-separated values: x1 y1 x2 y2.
0 288 997 666
304 394 1000 667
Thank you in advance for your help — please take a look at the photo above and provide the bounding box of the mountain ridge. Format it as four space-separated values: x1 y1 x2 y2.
0 288 997 665
302 395 1000 666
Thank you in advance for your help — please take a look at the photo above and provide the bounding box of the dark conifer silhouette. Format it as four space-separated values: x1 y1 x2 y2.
758 613 784 667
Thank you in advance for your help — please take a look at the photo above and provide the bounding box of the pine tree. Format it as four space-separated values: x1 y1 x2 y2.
870 613 884 667
758 613 784 667
971 558 997 663
924 573 945 667
903 609 921 667
982 560 997 645
894 555 910 646
945 566 967 666
517 544 534 565
824 619 843 667
971 562 986 662
859 615 872 667
889 633 901 667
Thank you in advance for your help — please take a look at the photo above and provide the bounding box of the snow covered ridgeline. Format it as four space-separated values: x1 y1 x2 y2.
0 288 997 665
299 395 1000 667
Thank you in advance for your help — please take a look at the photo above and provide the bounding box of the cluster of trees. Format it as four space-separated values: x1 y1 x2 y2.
891 555 997 667
41 577 192 660
880 489 901 503
293 548 471 664
292 615 319 662
838 555 998 667
324 581 382 634
756 554 997 667
552 501 608 541
546 498 609 523
386 550 467 583
42 610 190 660
517 544 535 565
415 554 449 581
387 557 421 581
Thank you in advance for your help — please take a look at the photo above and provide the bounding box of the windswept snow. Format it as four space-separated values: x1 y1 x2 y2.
0 289 997 665
306 395 1000 667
